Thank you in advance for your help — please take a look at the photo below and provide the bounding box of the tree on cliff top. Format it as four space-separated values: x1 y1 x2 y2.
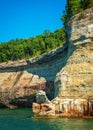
0 28 66 62
62 0 93 23
80 0 93 9
66 0 82 18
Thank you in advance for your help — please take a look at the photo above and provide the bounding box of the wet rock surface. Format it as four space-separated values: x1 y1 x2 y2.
52 97 93 117
33 91 93 117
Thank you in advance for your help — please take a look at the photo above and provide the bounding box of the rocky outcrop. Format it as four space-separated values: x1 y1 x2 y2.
0 45 67 108
33 93 93 117
0 7 93 117
52 98 93 117
32 90 55 117
53 7 93 117
32 7 93 117
55 43 93 99
66 7 93 44
55 8 93 97
36 90 51 104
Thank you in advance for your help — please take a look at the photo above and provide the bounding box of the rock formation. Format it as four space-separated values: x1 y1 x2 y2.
0 7 93 118
32 90 55 117
32 7 93 117
0 45 67 108
36 90 51 104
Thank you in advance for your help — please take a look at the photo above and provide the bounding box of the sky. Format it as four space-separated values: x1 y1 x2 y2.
0 0 66 43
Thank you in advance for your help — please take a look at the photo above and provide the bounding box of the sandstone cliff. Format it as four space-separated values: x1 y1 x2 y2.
52 7 93 117
0 7 93 115
0 45 67 107
32 7 93 117
55 7 93 98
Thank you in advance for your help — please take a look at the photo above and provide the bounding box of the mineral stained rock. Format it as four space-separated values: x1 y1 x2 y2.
0 45 67 108
32 90 55 117
52 7 93 117
52 98 93 117
32 7 93 117
0 7 93 118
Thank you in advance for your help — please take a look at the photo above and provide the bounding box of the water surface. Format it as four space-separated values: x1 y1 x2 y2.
0 108 93 130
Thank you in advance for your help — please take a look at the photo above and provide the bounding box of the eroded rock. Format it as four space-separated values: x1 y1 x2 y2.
52 98 93 117
36 90 51 104
32 90 55 117
33 7 93 118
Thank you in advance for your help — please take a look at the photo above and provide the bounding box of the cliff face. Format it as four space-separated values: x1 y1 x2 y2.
32 7 93 117
55 7 93 98
55 43 93 98
0 46 67 107
0 7 93 114
53 7 93 117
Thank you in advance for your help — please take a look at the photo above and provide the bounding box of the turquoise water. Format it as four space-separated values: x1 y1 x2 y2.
0 109 93 130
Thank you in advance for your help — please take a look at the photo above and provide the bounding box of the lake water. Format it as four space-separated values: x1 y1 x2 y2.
0 108 93 130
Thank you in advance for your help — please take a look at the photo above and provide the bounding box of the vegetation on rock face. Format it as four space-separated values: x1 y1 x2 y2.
0 0 93 63
62 0 93 24
0 28 66 62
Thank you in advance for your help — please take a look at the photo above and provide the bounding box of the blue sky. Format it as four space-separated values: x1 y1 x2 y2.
0 0 66 43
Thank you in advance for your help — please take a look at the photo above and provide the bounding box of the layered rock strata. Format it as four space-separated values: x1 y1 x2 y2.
53 7 93 117
0 45 67 108
33 91 93 117
32 90 55 117
32 7 93 117
0 7 93 117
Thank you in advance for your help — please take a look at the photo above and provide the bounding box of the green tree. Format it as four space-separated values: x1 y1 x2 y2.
0 28 66 62
62 0 93 25
80 0 93 9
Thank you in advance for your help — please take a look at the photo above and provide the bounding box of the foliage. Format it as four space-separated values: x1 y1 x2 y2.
62 0 93 24
80 0 93 9
0 28 66 62
1 0 92 63
33 90 37 97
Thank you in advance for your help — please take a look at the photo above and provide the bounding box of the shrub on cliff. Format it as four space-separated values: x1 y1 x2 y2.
62 0 93 24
